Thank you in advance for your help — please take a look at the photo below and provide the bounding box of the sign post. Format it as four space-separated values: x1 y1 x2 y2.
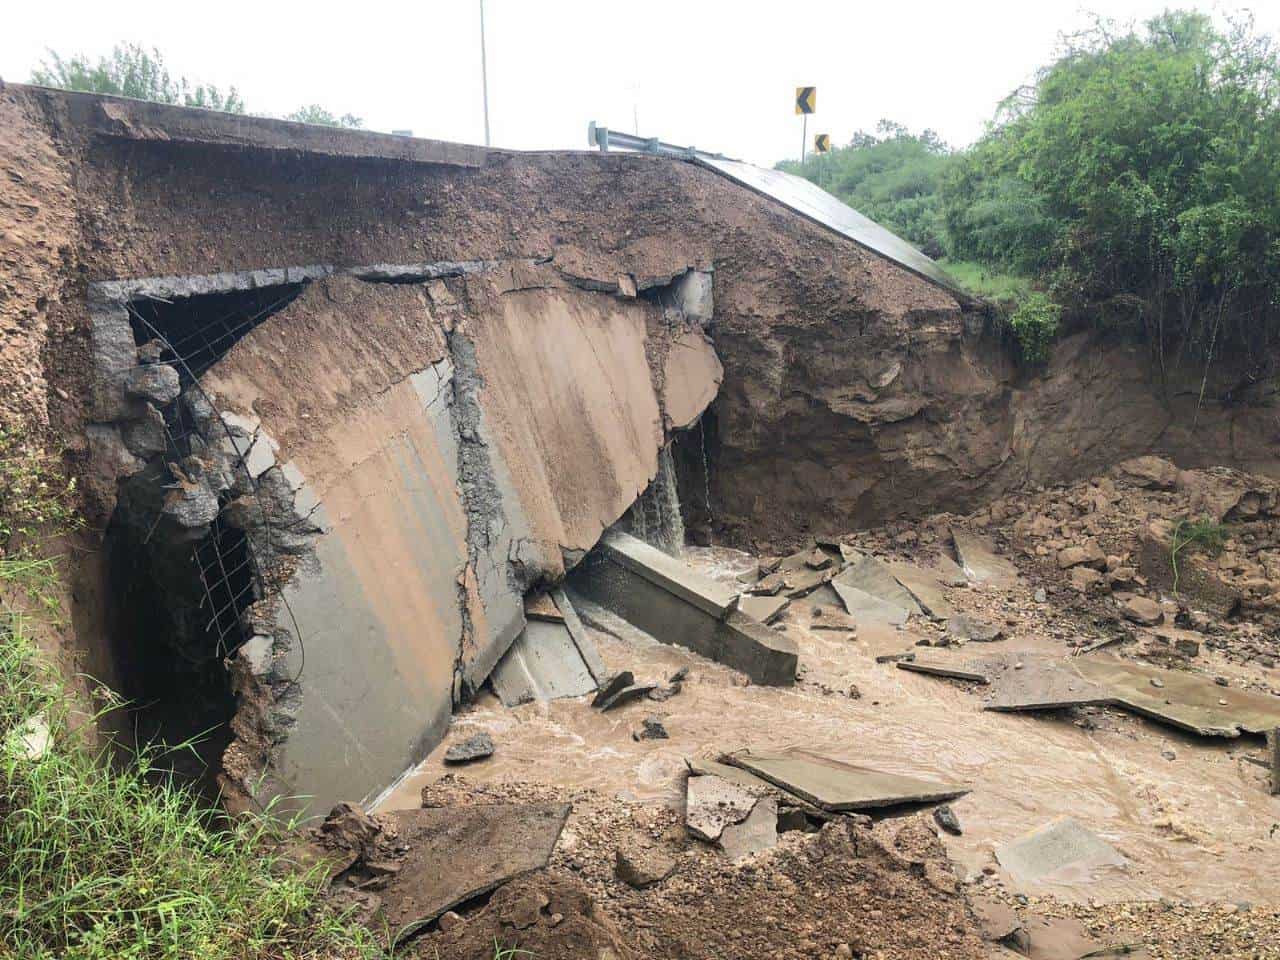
795 86 816 162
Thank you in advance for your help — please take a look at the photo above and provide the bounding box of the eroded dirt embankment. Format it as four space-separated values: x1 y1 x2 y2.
5 83 1277 553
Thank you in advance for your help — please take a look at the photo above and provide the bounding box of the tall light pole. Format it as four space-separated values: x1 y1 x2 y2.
479 0 491 146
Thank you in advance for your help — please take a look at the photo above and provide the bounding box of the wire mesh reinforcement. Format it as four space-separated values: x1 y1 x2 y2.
121 296 308 684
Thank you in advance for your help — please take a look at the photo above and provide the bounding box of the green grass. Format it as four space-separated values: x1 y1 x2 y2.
1169 517 1228 593
0 424 383 960
936 258 1033 303
0 604 384 960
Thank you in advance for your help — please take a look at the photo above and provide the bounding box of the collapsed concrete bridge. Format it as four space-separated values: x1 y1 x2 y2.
6 84 1279 814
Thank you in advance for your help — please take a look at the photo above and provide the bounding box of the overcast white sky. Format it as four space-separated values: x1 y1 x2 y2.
3 1 1275 166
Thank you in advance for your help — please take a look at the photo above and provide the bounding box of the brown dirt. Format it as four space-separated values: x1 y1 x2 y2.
6 84 1278 546
406 777 986 960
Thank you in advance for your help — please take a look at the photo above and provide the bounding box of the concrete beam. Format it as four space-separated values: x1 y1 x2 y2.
572 532 796 686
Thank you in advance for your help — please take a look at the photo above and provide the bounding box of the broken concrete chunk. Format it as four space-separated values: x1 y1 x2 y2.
597 683 657 712
808 605 859 634
614 843 676 888
443 732 494 764
591 671 635 707
802 547 833 570
379 803 570 939
647 682 682 702
725 749 968 812
832 580 910 626
947 613 1002 642
737 593 790 625
994 816 1126 888
670 268 714 326
685 774 759 842
124 363 181 404
835 556 921 616
933 804 962 835
718 796 778 861
887 562 954 620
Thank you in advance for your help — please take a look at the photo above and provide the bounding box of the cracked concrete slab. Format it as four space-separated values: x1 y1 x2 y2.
725 749 969 812
380 803 570 940
995 817 1127 889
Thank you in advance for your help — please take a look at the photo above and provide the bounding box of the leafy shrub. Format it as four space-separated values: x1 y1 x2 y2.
1006 293 1062 364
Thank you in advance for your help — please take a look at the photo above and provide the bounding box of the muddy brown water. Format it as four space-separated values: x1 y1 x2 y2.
378 547 1280 905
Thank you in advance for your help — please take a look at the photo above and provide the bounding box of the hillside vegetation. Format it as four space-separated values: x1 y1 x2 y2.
782 11 1280 366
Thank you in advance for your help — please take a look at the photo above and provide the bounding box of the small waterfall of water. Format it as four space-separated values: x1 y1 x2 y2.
622 444 685 556
698 416 714 545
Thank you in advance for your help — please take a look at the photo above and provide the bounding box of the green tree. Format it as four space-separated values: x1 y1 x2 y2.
31 44 245 113
943 10 1280 358
285 104 364 128
780 120 954 258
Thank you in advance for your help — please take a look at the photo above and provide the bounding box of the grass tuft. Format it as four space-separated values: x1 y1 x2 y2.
1169 517 1228 594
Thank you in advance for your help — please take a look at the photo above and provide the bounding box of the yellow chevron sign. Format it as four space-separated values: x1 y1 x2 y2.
795 86 816 115
814 133 831 153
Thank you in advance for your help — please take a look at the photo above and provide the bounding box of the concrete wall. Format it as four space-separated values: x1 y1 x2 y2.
190 267 720 813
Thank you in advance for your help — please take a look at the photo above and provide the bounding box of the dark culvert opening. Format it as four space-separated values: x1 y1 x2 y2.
103 282 300 790
125 282 305 382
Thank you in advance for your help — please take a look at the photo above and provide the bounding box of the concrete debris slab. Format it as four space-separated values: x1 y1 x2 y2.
802 548 834 570
598 531 735 618
951 527 1019 585
592 672 635 708
931 553 969 587
887 562 955 620
686 757 776 793
718 796 778 861
596 683 658 712
835 557 922 616
947 613 1003 642
747 572 786 596
985 656 1113 713
725 749 969 812
572 534 798 686
839 543 865 565
995 817 1126 888
380 803 570 940
490 618 599 706
685 773 760 842
970 899 1022 943
737 593 790 625
1073 655 1280 737
831 580 910 627
896 655 998 684
443 732 495 765
781 565 834 598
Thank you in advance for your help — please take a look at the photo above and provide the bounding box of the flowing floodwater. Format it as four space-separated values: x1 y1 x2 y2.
379 545 1279 905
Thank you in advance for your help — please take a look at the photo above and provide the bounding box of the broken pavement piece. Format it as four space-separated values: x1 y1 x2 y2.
808 605 859 633
994 816 1126 889
737 593 791 625
832 580 910 627
379 802 570 940
896 654 997 683
443 732 495 765
984 655 1113 713
724 749 968 812
684 773 760 842
718 796 778 861
835 556 922 616
1118 594 1163 626
887 562 955 620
